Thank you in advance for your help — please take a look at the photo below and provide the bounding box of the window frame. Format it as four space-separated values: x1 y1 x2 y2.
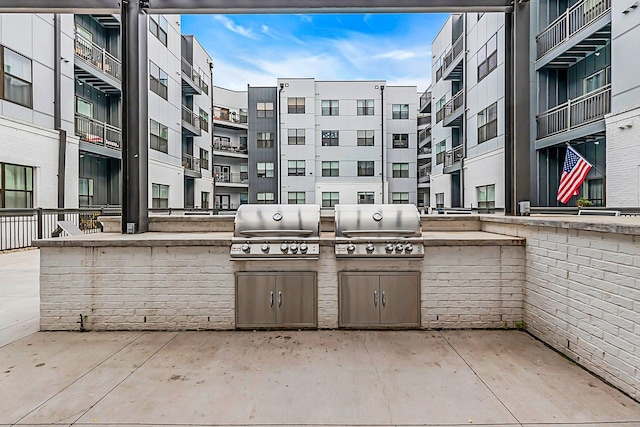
256 102 274 118
78 177 94 207
392 104 409 119
477 102 498 144
357 99 374 115
391 192 410 204
322 191 339 208
1 46 34 108
257 132 274 148
287 128 306 145
476 184 496 213
200 148 209 170
321 161 339 177
256 192 274 204
287 160 305 176
256 162 274 178
288 191 306 204
149 60 168 99
357 192 375 204
0 162 34 208
150 119 168 153
357 130 375 146
435 141 446 165
321 100 339 116
477 33 498 82
357 161 375 177
287 97 305 114
149 15 168 46
321 130 339 146
392 163 409 178
392 133 409 149
152 183 169 208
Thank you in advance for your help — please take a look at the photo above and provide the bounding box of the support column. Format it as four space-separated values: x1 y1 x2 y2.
121 0 149 233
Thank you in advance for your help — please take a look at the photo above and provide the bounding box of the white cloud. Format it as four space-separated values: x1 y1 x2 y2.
376 50 418 60
214 16 258 39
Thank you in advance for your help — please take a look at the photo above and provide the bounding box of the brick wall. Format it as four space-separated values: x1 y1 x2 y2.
483 219 640 400
605 105 640 206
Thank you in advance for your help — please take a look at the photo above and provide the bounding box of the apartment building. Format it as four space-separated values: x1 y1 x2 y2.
0 13 213 210
212 86 248 210
430 13 506 211
246 79 417 206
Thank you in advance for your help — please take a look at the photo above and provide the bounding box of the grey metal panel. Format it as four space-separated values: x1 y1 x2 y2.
276 273 317 327
534 120 606 150
334 204 421 238
567 45 610 99
339 273 380 327
379 273 420 326
247 87 278 203
233 204 320 238
79 153 121 206
236 273 277 327
79 141 122 159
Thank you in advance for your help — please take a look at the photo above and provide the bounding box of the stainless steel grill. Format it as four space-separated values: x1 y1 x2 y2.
334 204 424 258
230 204 320 259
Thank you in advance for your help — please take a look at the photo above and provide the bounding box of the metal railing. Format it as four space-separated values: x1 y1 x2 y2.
444 91 464 119
74 32 121 81
419 90 431 111
529 206 640 216
215 172 249 185
182 106 200 129
181 58 202 88
182 153 201 173
418 146 432 156
0 208 105 251
435 66 443 82
444 145 464 167
213 138 248 154
536 84 611 139
418 166 431 182
436 108 445 123
417 116 431 126
442 34 464 71
75 114 122 150
419 127 432 142
536 0 611 59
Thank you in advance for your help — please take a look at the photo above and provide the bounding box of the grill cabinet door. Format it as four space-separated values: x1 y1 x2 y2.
379 273 420 326
276 273 316 327
339 274 380 327
236 273 276 327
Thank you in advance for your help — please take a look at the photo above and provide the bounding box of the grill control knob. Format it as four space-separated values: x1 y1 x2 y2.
300 243 308 254
347 243 356 253
385 243 394 253
366 243 375 253
241 243 251 253
261 243 270 253
280 243 289 253
395 243 404 253
405 243 414 253
290 243 299 253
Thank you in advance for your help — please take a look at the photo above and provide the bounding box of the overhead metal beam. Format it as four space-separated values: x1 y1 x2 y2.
0 0 512 13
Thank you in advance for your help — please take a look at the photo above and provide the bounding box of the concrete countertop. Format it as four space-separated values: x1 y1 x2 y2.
480 214 640 236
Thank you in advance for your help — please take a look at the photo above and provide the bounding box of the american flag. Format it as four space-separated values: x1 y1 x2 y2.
557 145 592 204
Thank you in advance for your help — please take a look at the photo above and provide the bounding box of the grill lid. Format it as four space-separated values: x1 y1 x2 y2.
233 204 320 239
335 204 422 238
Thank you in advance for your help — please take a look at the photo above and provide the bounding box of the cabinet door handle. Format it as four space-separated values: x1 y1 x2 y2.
382 290 386 308
278 291 282 308
373 290 378 308
270 291 274 308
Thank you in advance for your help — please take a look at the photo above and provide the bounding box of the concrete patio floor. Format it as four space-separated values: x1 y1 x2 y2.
1 249 640 426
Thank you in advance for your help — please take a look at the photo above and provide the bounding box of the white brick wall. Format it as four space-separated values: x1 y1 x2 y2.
483 220 640 400
605 105 640 206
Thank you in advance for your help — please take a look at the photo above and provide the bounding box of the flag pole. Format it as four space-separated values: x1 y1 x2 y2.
565 142 605 176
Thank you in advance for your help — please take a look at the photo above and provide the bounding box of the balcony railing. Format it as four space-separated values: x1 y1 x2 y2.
418 166 432 182
182 153 201 173
436 108 445 123
419 127 432 142
418 146 432 156
74 33 121 81
444 91 464 119
536 0 611 59
75 114 121 150
442 34 464 70
215 172 249 185
444 145 464 167
182 106 200 129
419 90 431 111
181 58 210 94
213 138 248 154
536 84 611 140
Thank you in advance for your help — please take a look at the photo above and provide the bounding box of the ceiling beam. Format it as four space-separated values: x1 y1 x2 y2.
0 0 513 14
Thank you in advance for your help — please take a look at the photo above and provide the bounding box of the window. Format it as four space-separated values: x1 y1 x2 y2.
257 162 274 178
288 160 305 176
357 99 374 115
257 192 274 204
240 164 248 182
435 141 446 165
150 119 168 153
287 97 305 114
322 192 339 208
288 129 305 145
240 193 248 205
392 104 409 119
586 178 604 206
392 163 409 178
435 193 444 209
478 33 498 81
477 102 498 144
78 177 94 207
288 192 306 204
322 161 339 177
239 108 248 124
75 24 93 42
357 161 374 177
199 108 209 132
392 134 409 148
149 15 168 46
200 148 209 170
435 96 446 123
583 67 610 94
1 46 33 108
358 192 375 204
201 192 209 209
216 194 230 210
75 97 93 117
476 184 495 213
322 100 339 116
152 183 169 208
149 61 168 99
392 192 410 204
256 102 274 118
357 130 374 146
0 163 34 208
322 130 339 146
257 132 274 148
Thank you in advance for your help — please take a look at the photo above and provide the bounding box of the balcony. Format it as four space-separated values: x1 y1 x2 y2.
181 58 205 95
419 127 432 143
182 153 202 178
181 106 201 137
215 172 249 186
443 91 464 127
75 114 121 153
442 35 464 81
418 165 432 183
213 110 248 130
536 0 611 67
444 145 464 168
419 90 431 113
417 115 431 127
418 146 432 159
536 84 611 141
74 32 121 93
213 138 248 157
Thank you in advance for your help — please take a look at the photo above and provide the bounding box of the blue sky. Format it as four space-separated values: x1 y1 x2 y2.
181 14 449 92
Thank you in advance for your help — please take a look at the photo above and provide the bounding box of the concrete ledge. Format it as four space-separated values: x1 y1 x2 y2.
99 215 235 233
480 215 640 237
34 232 233 247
